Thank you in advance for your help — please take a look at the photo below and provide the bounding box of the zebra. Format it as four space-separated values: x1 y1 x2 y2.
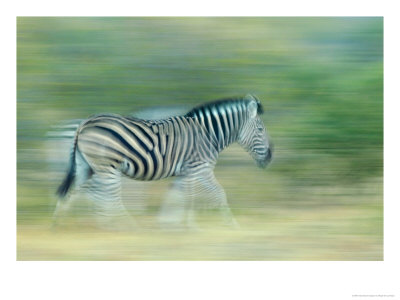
53 94 273 230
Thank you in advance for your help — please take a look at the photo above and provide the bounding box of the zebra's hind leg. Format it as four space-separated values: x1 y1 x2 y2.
86 171 136 231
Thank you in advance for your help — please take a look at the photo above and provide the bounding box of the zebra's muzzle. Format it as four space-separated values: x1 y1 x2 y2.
257 148 272 169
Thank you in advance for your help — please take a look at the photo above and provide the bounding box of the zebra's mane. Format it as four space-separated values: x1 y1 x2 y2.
185 95 264 118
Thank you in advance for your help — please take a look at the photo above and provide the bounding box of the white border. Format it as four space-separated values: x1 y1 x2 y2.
3 1 400 299
7 0 387 16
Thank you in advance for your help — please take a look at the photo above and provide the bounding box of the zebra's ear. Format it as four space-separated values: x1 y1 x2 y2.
248 100 258 118
244 94 257 101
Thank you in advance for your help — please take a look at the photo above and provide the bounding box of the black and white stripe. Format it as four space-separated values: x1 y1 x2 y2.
54 94 272 229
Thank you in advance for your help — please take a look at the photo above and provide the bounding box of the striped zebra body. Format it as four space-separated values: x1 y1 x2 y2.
54 94 272 230
75 114 216 180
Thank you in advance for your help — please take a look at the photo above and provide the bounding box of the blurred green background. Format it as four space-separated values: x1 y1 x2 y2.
17 17 383 260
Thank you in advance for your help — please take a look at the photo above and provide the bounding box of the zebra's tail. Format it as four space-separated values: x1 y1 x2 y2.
56 131 79 199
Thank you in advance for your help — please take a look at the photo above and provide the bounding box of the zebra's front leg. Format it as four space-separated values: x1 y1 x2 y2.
158 176 198 230
199 171 240 229
158 179 186 230
184 177 199 230
87 171 136 231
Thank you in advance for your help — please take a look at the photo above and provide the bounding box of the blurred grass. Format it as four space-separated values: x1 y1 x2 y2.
17 170 382 260
17 17 383 260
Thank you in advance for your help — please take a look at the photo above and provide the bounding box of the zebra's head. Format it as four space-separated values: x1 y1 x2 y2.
237 95 273 168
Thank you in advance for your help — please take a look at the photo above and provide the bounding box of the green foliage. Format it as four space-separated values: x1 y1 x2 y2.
17 17 382 187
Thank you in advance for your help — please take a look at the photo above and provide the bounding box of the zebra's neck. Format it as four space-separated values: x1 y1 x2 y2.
185 100 249 152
